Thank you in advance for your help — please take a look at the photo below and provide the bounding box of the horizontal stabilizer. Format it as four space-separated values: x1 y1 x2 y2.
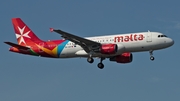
4 42 30 50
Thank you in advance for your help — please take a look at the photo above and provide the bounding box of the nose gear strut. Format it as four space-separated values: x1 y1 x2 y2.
149 50 155 61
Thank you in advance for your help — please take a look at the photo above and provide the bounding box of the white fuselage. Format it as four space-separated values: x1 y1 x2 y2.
59 32 174 58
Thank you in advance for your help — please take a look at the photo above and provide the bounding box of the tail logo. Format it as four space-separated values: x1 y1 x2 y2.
16 26 31 44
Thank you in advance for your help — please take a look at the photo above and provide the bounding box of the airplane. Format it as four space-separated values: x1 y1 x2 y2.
4 18 174 69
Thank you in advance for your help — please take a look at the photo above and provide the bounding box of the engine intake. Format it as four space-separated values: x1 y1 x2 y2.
100 44 117 54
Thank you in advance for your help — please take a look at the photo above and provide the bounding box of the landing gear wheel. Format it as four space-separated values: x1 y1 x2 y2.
97 63 104 69
149 50 155 61
87 57 94 63
150 56 155 61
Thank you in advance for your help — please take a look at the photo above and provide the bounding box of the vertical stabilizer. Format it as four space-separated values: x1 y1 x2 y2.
12 18 43 46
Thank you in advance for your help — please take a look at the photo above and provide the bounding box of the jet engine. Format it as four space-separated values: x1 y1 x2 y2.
109 52 133 63
100 44 117 54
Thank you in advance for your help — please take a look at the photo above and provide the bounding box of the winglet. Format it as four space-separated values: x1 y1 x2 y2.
50 28 54 32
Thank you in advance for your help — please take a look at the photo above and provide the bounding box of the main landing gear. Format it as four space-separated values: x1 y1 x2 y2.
97 58 105 69
87 54 94 63
87 57 94 63
87 56 105 69
149 50 155 61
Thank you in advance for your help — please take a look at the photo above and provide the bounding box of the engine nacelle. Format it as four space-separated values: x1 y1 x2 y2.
109 52 133 63
100 44 117 54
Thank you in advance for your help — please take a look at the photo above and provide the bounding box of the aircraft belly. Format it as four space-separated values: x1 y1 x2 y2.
124 39 167 52
123 41 149 52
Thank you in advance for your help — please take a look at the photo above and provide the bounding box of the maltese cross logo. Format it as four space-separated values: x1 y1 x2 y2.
15 26 31 44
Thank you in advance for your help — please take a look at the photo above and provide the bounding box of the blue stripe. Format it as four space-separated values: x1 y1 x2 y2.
57 40 69 57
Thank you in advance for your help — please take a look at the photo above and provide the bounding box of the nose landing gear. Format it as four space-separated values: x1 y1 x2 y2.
150 56 155 61
149 50 155 61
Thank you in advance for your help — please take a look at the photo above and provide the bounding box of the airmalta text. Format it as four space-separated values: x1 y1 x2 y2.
114 34 144 42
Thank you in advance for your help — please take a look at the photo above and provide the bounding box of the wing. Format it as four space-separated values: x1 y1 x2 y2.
4 42 30 50
51 29 101 53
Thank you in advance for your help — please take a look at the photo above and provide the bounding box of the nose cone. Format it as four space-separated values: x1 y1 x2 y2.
167 38 174 47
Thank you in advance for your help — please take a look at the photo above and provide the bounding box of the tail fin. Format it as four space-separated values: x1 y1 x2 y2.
12 18 43 46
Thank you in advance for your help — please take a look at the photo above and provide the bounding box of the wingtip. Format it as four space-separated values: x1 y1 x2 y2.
4 42 9 44
50 28 54 32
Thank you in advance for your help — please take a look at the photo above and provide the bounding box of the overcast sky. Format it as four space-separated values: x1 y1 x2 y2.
0 0 180 101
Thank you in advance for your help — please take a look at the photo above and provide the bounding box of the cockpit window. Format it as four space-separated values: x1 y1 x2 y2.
158 35 167 38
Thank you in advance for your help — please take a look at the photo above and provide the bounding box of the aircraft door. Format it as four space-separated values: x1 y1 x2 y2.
146 31 152 42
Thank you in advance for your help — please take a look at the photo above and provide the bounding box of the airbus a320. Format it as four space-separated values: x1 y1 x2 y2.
5 18 174 69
